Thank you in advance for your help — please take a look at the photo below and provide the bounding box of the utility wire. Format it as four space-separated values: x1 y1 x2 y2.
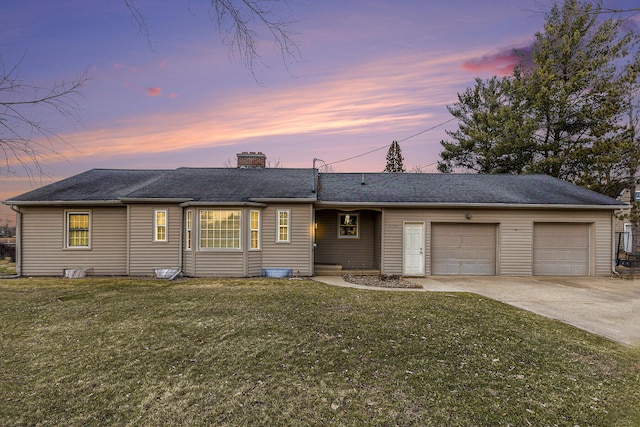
396 117 456 143
323 117 456 168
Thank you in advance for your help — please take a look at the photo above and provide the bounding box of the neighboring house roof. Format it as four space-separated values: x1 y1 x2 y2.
4 168 625 208
317 173 626 207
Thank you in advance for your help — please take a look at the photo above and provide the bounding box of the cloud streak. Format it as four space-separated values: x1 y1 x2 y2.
461 45 533 75
46 49 479 166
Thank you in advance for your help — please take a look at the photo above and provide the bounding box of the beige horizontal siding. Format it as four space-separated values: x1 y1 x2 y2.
183 249 195 276
194 251 245 277
261 204 313 276
19 206 128 276
128 204 181 276
315 210 377 270
247 251 263 277
381 208 614 277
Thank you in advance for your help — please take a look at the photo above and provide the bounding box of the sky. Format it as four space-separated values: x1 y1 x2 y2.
1 0 639 226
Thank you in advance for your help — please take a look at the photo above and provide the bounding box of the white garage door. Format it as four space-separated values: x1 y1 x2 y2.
533 223 589 275
431 223 496 275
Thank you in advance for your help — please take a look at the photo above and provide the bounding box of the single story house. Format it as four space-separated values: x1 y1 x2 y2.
4 152 626 277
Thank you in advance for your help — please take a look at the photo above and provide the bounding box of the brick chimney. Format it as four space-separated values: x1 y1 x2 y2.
236 151 266 168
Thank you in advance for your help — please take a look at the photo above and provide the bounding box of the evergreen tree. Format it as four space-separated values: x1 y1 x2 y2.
384 140 406 172
438 0 638 197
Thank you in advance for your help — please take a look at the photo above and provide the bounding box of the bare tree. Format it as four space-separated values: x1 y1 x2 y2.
124 0 301 82
0 54 88 179
2 1 300 178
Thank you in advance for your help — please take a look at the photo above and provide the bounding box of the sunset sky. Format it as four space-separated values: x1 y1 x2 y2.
1 0 639 225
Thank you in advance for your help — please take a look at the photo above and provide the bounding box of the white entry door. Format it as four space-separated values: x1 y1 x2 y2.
403 223 425 275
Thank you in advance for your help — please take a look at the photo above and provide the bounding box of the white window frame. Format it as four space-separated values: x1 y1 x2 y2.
154 209 168 242
276 209 291 243
65 210 91 249
250 210 261 250
185 210 193 250
338 213 359 239
199 209 242 250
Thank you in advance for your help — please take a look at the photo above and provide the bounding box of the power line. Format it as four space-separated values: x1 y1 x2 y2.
396 117 456 143
323 117 456 168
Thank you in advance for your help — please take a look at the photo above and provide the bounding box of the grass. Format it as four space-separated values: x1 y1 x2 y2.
0 257 16 275
1 277 638 426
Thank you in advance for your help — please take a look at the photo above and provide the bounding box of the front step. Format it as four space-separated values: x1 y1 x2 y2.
314 264 343 276
314 264 381 276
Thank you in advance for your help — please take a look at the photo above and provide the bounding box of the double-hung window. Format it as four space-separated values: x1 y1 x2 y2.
66 211 90 248
185 210 193 250
154 210 168 242
200 210 241 249
276 210 290 243
250 210 260 250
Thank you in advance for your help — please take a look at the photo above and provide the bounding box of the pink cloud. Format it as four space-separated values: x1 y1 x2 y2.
112 63 142 73
146 87 161 97
462 45 532 75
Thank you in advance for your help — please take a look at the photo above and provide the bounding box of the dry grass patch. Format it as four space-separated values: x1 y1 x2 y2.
1 277 638 426
0 257 16 275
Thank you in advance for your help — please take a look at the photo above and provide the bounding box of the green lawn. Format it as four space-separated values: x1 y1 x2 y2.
1 277 638 426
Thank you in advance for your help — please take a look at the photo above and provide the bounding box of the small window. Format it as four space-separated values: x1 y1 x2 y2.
185 210 192 250
338 213 358 238
250 210 260 250
277 210 290 243
66 211 90 248
200 210 241 249
154 210 168 242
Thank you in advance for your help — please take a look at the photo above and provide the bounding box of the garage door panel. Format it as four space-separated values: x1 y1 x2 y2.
431 223 496 275
533 223 589 276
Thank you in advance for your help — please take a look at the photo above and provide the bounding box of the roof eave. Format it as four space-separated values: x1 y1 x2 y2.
315 201 627 210
118 197 193 203
3 200 123 206
249 197 318 203
180 201 267 207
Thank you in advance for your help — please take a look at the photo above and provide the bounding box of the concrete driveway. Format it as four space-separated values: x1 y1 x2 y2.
314 275 639 346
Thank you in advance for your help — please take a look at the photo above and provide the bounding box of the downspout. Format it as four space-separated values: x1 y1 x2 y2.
8 205 21 277
178 207 184 276
612 213 620 276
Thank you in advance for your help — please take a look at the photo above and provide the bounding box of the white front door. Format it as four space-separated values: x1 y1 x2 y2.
403 223 424 275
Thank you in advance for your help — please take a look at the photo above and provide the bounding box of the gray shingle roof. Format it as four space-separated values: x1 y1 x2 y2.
125 168 316 201
5 168 624 207
6 168 316 203
6 169 169 202
318 173 625 206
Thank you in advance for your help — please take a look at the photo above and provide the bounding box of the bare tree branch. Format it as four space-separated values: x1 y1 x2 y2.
124 0 301 83
0 53 88 179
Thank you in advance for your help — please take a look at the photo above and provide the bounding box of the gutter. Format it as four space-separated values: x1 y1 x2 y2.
4 200 123 206
249 197 318 204
119 198 193 204
180 201 267 207
314 201 627 210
